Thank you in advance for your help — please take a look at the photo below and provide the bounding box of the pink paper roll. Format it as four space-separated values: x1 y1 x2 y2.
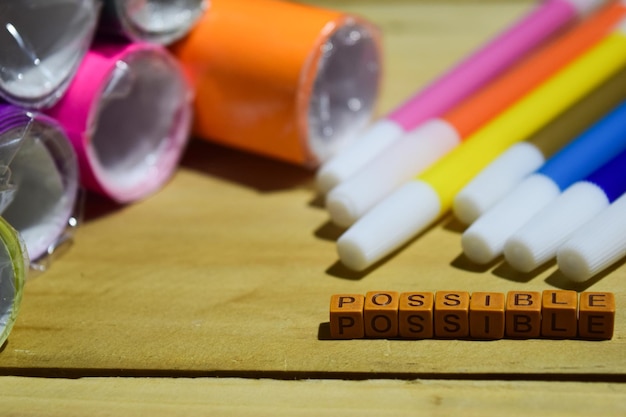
46 42 193 203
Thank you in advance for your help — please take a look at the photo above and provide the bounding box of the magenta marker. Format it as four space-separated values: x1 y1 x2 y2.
45 42 193 203
316 0 607 194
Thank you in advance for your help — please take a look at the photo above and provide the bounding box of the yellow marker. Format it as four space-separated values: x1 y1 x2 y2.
337 19 626 271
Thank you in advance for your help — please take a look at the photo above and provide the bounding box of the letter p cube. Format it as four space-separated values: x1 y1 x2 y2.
330 294 365 339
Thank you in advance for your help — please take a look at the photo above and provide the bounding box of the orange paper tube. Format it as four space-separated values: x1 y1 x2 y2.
172 0 382 167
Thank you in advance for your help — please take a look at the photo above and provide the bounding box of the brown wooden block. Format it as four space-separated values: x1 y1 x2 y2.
578 292 615 340
541 290 578 338
364 291 400 338
506 291 541 338
434 291 470 338
469 292 505 340
398 292 434 339
329 294 365 339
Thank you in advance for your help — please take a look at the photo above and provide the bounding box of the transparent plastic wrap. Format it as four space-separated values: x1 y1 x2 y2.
0 0 101 108
99 0 209 45
172 0 382 167
0 104 81 269
45 42 193 203
0 215 28 348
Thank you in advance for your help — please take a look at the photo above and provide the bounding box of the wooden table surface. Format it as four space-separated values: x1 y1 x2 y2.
2 1 625 415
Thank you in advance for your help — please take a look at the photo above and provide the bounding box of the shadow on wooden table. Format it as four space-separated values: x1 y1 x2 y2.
180 138 315 193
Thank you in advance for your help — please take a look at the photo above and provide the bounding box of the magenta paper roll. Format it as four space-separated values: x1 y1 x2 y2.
45 42 193 203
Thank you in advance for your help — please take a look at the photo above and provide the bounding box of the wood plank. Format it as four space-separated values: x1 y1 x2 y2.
2 1 625 378
1 376 626 417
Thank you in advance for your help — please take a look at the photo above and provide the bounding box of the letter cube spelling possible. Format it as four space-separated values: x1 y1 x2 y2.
469 292 505 339
330 294 365 339
364 291 400 338
578 292 615 340
506 291 542 338
399 292 434 339
541 290 578 338
434 291 470 338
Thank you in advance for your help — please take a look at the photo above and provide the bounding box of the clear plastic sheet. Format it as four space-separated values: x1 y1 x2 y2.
0 0 100 108
0 216 28 348
0 105 80 269
100 0 208 45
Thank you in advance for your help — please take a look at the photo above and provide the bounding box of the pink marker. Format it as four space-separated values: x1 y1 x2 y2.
316 0 607 194
45 42 193 203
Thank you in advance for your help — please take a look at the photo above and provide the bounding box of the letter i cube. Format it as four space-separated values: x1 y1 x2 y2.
330 294 365 339
469 292 505 339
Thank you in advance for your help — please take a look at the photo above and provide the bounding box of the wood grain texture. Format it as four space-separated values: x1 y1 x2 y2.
2 376 626 417
1 0 624 391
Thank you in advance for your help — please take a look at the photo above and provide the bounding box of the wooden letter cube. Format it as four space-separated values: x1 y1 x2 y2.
541 290 577 338
506 291 541 338
364 291 400 338
399 292 434 339
469 292 505 340
579 292 615 340
434 291 470 338
330 294 365 339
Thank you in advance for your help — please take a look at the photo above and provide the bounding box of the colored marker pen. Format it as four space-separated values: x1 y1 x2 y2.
99 0 208 45
0 216 28 348
505 148 626 272
462 99 626 265
316 0 608 193
0 0 101 108
325 0 626 228
0 104 80 265
337 20 626 271
557 192 626 282
172 0 382 167
454 63 626 225
46 42 193 203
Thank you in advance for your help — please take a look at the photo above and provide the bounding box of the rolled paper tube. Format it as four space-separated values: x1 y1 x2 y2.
46 42 193 203
0 104 80 264
0 216 29 348
0 0 101 108
99 0 209 45
172 0 382 167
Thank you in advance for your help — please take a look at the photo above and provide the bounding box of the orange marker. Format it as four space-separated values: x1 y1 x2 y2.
172 0 382 167
445 1 626 138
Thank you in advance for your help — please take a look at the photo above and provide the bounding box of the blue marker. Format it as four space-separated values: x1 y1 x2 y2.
504 148 626 272
461 99 626 264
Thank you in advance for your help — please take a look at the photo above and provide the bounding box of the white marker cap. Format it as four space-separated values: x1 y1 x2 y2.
504 181 609 272
557 192 626 282
315 119 404 194
326 119 460 227
337 180 440 271
461 174 560 264
453 142 545 225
